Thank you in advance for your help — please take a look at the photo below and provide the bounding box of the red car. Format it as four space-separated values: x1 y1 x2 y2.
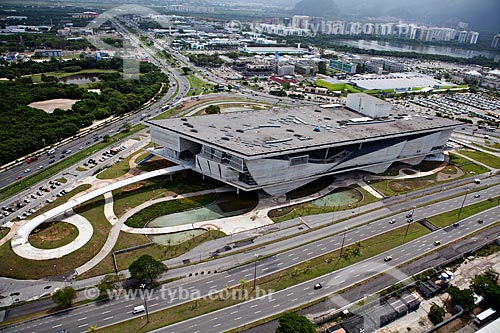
16 176 23 180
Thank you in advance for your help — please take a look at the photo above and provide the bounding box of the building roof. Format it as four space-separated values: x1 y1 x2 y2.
323 73 451 91
148 105 459 159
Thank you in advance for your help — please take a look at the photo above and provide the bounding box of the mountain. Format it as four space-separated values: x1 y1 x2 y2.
291 0 339 17
333 0 500 33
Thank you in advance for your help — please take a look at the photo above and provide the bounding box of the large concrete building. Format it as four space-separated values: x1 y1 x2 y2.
147 94 459 195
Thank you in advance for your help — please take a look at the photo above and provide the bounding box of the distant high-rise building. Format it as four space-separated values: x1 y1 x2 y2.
283 17 291 27
309 17 323 33
292 15 309 29
491 34 500 48
458 30 467 43
466 31 479 44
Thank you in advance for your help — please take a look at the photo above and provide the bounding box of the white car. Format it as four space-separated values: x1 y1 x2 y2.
24 168 31 173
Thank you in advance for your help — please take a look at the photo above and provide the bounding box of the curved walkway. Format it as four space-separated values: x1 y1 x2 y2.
12 212 94 260
11 165 189 260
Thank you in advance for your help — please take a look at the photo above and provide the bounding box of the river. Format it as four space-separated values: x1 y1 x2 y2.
330 39 500 62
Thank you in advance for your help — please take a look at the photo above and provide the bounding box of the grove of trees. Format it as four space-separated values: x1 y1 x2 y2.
0 60 168 165
51 286 77 308
275 312 316 333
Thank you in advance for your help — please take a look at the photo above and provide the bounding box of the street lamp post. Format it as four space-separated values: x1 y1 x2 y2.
253 254 260 290
140 283 150 323
339 228 347 258
457 189 469 222
403 220 411 243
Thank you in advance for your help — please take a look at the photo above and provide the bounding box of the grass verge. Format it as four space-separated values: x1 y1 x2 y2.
427 196 500 228
457 149 500 169
29 222 79 249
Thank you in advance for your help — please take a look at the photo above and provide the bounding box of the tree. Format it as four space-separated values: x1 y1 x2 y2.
240 279 246 291
428 303 445 325
52 287 77 308
318 61 327 75
97 274 121 299
471 269 500 306
446 286 475 310
205 105 221 114
129 255 167 284
87 325 97 332
282 81 291 90
181 66 192 75
275 312 315 333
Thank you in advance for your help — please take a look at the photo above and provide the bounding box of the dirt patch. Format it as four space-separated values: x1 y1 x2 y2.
389 179 434 192
122 182 145 192
401 168 417 175
28 98 80 113
436 167 464 182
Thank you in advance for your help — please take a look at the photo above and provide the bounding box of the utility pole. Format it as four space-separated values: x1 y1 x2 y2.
339 228 347 258
140 283 149 323
253 254 260 290
457 189 469 222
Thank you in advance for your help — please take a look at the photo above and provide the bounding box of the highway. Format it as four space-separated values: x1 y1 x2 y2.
3 181 499 333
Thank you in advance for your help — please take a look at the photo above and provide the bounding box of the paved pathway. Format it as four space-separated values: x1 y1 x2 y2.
12 212 94 260
10 165 189 260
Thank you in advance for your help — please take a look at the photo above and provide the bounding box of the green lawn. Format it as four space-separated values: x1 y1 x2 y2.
96 155 133 179
29 69 118 83
29 222 79 249
0 195 109 280
270 184 379 222
448 153 489 175
316 79 361 93
125 194 217 228
185 74 213 96
457 149 500 169
427 196 500 228
78 230 226 279
112 171 222 218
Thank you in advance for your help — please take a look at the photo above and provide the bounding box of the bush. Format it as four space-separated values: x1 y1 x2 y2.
62 66 82 73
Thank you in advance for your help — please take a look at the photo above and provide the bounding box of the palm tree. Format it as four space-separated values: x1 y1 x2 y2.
87 325 97 333
240 279 246 291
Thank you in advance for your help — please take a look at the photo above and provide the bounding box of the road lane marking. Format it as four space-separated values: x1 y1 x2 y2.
78 324 88 328
273 304 280 308
150 303 159 307
234 317 242 320
230 310 238 314
287 293 294 296
103 316 114 321
255 310 261 314
77 317 87 321
213 323 221 327
227 279 235 283
102 310 111 314
52 324 62 328
291 298 297 302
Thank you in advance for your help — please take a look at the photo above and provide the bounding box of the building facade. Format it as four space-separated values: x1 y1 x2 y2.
147 94 459 195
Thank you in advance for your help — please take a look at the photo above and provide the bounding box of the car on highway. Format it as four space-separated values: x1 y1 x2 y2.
384 256 393 262
37 165 43 170
15 176 23 180
474 194 481 198
132 305 145 314
45 199 53 203
23 198 30 203
56 329 67 333
406 213 413 218
407 218 413 223
453 222 459 227
434 241 441 246
389 219 396 224
477 219 484 224
313 283 323 290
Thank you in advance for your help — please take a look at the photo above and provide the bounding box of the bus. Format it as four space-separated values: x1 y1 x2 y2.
474 307 497 326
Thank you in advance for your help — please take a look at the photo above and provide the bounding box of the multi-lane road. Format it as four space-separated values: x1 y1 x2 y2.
3 180 499 333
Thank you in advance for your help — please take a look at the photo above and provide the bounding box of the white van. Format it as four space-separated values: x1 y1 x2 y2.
132 305 145 314
473 178 481 184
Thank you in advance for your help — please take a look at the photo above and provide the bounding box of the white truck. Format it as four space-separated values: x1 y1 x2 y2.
132 305 145 314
